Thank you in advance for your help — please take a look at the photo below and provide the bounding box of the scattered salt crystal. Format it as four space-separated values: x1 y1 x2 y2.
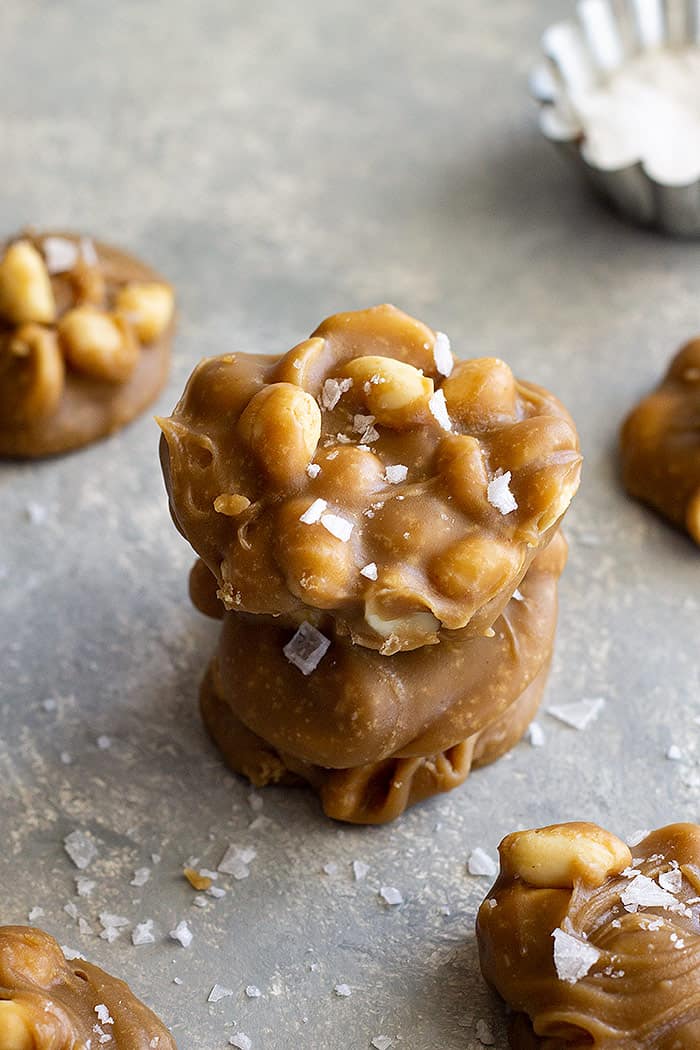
360 563 378 581
468 848 498 878
475 1019 496 1046
192 896 207 908
320 512 354 542
99 912 130 930
300 498 327 525
28 906 44 922
353 413 375 434
512 588 525 602
131 867 151 887
60 751 72 765
208 984 233 1003
76 876 96 897
218 844 257 879
78 918 91 936
323 862 338 876
371 1037 393 1050
132 921 155 946
667 745 682 761
207 885 226 899
96 735 111 750
169 920 193 948
379 886 404 906
62 946 85 961
42 236 79 273
245 985 262 998
621 874 678 910
229 1034 252 1050
385 464 408 484
334 983 351 997
64 901 79 921
433 332 453 377
306 463 321 479
352 860 370 881
552 928 601 983
283 622 331 676
151 853 161 865
248 791 263 812
547 698 605 731
95 1005 114 1026
321 378 352 410
487 471 518 515
173 977 183 986
42 698 57 712
25 501 47 524
100 927 121 944
64 830 98 870
659 868 683 894
428 389 452 431
527 722 545 748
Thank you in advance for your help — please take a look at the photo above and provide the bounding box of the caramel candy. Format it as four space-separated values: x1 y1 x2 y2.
621 338 700 545
477 822 700 1047
195 533 567 823
0 232 175 457
160 304 581 653
0 925 175 1048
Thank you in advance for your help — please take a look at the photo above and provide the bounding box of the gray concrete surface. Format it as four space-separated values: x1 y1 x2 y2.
1 1 699 1047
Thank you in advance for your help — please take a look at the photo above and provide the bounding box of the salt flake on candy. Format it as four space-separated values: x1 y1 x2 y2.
433 332 453 377
360 563 378 581
385 464 408 484
620 874 678 911
487 471 518 515
283 622 331 676
300 498 327 524
552 927 601 984
428 389 452 431
320 513 354 542
659 868 683 894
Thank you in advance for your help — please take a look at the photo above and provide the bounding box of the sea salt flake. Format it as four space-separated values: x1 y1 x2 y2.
229 1034 252 1050
659 868 683 894
379 886 404 906
547 697 605 731
433 332 453 377
283 622 331 676
527 722 545 748
42 698 57 712
487 471 518 515
60 751 72 765
97 735 111 750
552 927 601 984
131 867 151 887
334 983 352 997
475 1018 496 1046
208 984 233 1003
428 389 452 431
218 844 257 879
64 901 79 921
320 513 354 542
352 860 370 881
323 862 338 876
64 830 98 870
99 912 130 930
360 563 378 581
385 464 408 484
95 1005 114 1026
371 1038 393 1050
169 920 192 948
667 744 682 761
62 946 85 961
132 920 155 946
512 588 525 602
80 237 98 266
468 848 498 878
43 236 79 274
300 498 327 524
207 885 226 900
306 463 321 479
621 873 678 911
353 413 375 434
76 876 96 897
627 829 650 847
25 501 47 524
245 985 261 998
361 423 380 443
28 907 44 922
192 896 207 908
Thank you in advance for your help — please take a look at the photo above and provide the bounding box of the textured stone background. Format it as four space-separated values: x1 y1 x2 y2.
1 1 699 1047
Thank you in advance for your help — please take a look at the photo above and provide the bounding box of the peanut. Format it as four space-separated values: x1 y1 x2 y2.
500 823 632 888
339 355 433 428
436 434 490 519
276 498 355 606
58 307 139 383
429 533 523 604
0 240 56 325
213 494 251 517
0 324 65 424
0 1001 33 1050
238 383 321 486
442 357 516 427
115 281 175 343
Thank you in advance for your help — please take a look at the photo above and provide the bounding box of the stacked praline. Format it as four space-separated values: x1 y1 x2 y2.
160 305 581 823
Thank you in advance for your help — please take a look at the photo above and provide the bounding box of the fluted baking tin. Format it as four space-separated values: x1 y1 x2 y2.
531 0 700 236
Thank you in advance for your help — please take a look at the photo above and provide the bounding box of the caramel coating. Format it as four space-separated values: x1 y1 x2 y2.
0 925 176 1049
193 533 566 822
477 823 700 1048
621 339 700 545
0 231 175 458
160 304 581 652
